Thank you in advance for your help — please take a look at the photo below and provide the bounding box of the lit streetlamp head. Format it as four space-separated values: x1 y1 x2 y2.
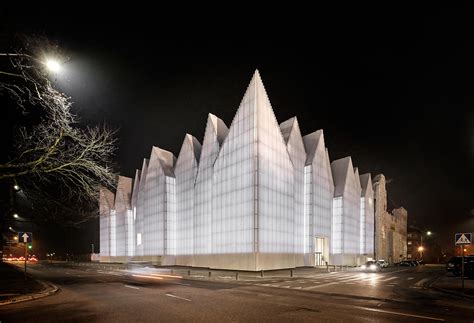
13 213 19 219
13 184 20 191
45 59 62 73
418 246 424 252
427 231 432 236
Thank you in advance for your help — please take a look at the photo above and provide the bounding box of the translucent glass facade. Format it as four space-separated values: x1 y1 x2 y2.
99 70 377 269
256 78 294 254
194 115 228 254
114 176 132 257
142 147 175 256
175 135 201 255
360 173 374 255
303 131 334 260
280 118 305 256
134 159 148 257
331 157 361 259
212 74 257 254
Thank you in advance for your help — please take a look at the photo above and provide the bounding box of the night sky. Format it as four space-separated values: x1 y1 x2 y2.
1 4 473 253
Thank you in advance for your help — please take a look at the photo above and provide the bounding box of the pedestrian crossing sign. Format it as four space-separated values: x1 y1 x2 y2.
455 233 472 245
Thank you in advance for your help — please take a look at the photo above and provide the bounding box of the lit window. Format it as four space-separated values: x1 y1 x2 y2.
407 241 412 245
137 233 142 246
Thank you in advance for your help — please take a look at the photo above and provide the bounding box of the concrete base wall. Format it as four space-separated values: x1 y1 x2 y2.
331 253 366 266
130 255 162 265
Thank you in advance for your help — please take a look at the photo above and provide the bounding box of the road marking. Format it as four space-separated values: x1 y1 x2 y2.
303 282 338 290
124 285 140 290
170 282 191 286
414 278 430 287
151 273 183 279
165 293 191 301
379 276 397 282
407 277 414 280
353 306 444 321
384 268 409 274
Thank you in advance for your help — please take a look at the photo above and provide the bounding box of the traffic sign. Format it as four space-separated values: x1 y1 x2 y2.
455 233 472 245
18 232 32 244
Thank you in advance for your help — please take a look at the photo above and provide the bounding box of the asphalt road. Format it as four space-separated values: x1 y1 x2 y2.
0 263 473 322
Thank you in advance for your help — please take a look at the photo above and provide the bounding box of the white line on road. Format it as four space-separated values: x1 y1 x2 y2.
165 293 191 301
407 277 414 280
414 278 430 287
303 282 338 290
384 268 410 274
353 306 444 321
124 285 140 290
379 276 397 282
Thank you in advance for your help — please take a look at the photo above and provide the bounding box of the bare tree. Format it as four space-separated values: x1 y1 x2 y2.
0 45 117 224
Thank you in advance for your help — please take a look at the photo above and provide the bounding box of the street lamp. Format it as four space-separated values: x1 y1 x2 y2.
427 231 432 236
45 58 62 73
418 246 424 259
13 213 19 219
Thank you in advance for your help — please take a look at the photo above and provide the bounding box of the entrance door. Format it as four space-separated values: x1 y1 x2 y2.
314 237 327 266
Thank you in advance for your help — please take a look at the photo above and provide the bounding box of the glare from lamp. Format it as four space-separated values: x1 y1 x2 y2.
45 59 62 73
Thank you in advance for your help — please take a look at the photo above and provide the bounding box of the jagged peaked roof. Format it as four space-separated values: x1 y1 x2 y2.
131 169 140 206
99 187 115 216
303 130 323 165
151 146 176 177
186 134 202 162
114 176 132 210
279 117 297 144
325 148 334 189
331 156 353 197
208 113 229 145
360 173 372 196
354 167 361 191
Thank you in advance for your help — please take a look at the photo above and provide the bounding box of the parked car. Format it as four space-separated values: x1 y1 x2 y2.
376 259 389 268
361 260 382 272
446 256 474 277
397 260 416 267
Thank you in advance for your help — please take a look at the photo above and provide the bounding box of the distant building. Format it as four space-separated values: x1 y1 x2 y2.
406 226 421 260
100 71 383 270
372 174 408 264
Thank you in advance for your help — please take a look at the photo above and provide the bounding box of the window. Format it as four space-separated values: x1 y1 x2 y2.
407 241 412 245
137 233 142 246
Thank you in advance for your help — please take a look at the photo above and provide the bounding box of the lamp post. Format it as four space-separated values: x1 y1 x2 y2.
418 246 424 260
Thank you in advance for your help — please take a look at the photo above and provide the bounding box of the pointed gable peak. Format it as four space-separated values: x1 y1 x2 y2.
151 146 176 177
354 167 361 189
183 133 202 162
331 156 353 197
360 173 372 196
303 130 324 165
208 113 229 145
279 117 298 144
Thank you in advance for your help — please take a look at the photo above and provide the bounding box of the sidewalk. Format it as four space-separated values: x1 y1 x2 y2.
0 262 58 305
430 273 474 299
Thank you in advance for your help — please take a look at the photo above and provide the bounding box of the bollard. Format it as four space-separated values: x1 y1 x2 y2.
290 269 293 277
208 271 211 280
261 270 264 278
188 269 191 276
236 272 239 280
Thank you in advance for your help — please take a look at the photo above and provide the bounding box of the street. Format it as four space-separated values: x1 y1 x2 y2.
0 263 473 322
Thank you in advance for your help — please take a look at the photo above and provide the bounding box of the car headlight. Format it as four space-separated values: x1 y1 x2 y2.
361 265 366 269
370 264 377 270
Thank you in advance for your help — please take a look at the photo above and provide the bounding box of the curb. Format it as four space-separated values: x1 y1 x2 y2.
431 286 474 300
0 279 59 306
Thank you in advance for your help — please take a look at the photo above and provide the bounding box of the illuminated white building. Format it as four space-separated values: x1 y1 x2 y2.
100 71 375 269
